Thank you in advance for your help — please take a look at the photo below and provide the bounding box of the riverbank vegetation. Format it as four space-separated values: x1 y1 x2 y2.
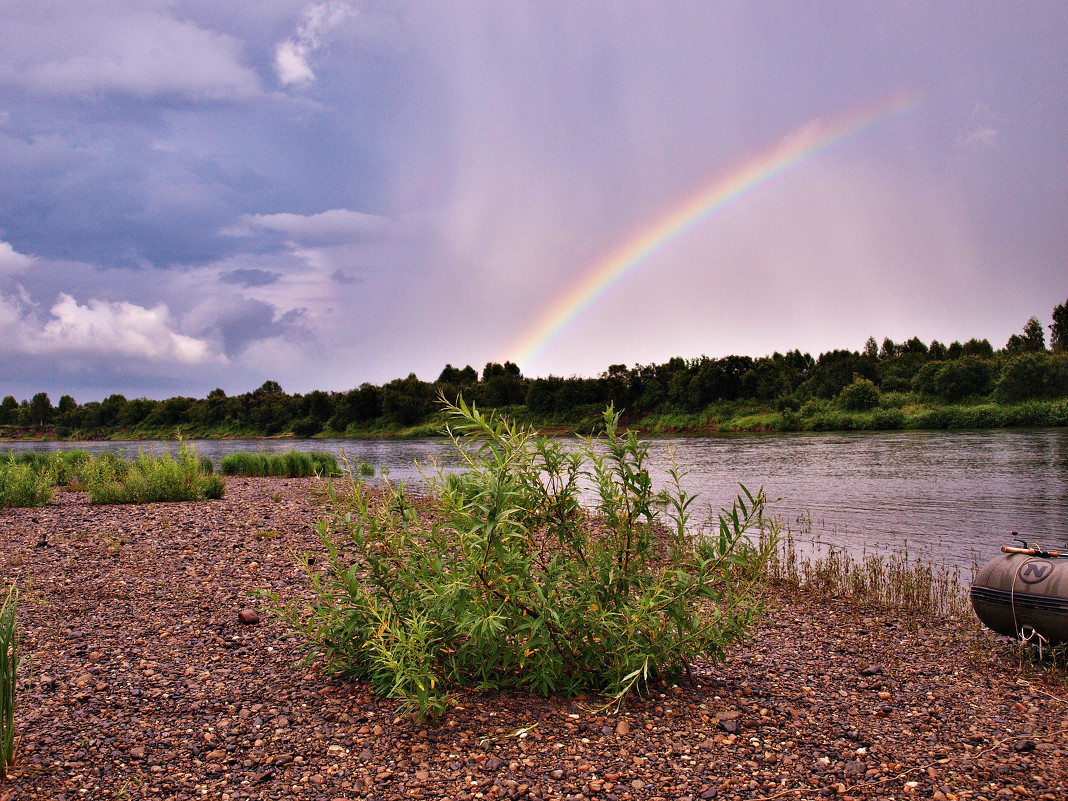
219 450 340 478
3 300 1067 439
0 444 223 507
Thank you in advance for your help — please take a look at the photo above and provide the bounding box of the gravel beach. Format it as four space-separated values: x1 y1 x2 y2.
2 478 1066 801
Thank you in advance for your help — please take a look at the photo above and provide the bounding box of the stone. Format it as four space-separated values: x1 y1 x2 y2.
238 609 260 625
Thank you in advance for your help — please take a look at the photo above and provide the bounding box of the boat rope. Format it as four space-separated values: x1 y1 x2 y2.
1009 561 1050 659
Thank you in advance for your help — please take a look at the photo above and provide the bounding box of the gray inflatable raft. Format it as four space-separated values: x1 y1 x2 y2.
970 542 1068 648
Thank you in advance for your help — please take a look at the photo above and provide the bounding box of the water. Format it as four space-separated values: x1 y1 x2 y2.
6 428 1067 573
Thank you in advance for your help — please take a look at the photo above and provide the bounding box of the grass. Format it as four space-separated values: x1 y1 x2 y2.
0 586 21 774
0 457 54 509
82 443 225 505
759 522 971 621
219 450 340 478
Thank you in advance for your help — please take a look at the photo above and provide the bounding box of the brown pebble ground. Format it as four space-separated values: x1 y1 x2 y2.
2 478 1066 801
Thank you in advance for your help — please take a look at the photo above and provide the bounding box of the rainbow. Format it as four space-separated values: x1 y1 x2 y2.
508 90 922 369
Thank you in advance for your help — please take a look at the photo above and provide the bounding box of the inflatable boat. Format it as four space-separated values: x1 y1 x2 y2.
970 538 1068 648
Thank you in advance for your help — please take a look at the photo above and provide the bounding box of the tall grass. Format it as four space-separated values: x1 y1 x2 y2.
14 449 91 486
220 450 340 478
0 586 21 774
0 457 54 509
83 443 225 504
761 525 970 620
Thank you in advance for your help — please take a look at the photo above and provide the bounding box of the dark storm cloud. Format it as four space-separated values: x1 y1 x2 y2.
220 268 282 288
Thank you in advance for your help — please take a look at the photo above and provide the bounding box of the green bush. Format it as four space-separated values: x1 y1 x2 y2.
996 352 1068 402
220 450 340 478
776 409 803 431
0 457 54 508
913 357 997 402
220 452 268 476
870 408 905 430
945 404 1001 429
274 400 776 721
83 444 225 504
906 408 952 429
838 377 880 411
0 586 22 772
1050 400 1068 426
1001 401 1055 427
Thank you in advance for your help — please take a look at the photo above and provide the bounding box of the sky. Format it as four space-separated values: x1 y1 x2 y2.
1 1 1066 402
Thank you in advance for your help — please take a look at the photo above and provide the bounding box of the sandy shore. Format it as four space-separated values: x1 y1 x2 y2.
1 478 1066 800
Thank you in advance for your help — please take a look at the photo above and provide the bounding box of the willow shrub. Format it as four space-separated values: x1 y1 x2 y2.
275 399 776 722
83 443 224 504
0 586 21 772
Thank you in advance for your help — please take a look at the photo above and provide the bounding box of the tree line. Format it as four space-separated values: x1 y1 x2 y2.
3 300 1067 438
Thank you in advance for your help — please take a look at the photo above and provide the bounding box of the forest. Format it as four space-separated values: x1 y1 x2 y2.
3 301 1067 439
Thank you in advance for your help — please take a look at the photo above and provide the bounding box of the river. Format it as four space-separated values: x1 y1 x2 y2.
6 428 1067 574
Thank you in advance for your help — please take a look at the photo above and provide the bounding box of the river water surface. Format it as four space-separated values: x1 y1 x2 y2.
7 428 1067 574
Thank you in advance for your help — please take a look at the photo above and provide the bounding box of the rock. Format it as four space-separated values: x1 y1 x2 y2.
860 665 883 676
238 608 260 625
614 719 631 736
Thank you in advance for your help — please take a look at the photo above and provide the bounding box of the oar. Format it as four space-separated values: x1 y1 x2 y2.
1001 545 1065 558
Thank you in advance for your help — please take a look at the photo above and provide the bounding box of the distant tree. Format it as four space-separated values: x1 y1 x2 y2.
207 387 227 399
253 380 283 396
863 337 879 360
304 390 334 423
437 364 462 384
961 338 994 358
381 374 434 425
1050 299 1068 353
482 362 523 382
914 356 997 401
1004 317 1046 353
57 394 77 415
928 340 948 361
120 398 157 427
995 353 1049 402
0 396 17 425
902 337 929 356
28 392 53 426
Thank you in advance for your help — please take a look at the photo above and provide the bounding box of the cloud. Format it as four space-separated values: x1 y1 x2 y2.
274 1 357 87
31 294 217 364
0 6 261 100
0 239 34 273
220 268 282 288
222 208 400 244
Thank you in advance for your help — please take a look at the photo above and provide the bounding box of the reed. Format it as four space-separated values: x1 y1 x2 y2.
760 524 971 620
0 457 54 509
220 450 340 478
0 586 21 774
83 443 224 504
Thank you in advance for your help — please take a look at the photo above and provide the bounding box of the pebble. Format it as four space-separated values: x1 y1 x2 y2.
3 478 1068 801
238 608 260 625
